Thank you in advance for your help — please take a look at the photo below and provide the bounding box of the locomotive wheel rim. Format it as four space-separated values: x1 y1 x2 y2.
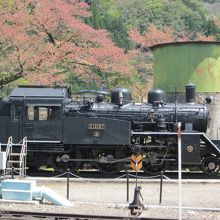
141 162 167 175
96 162 121 175
200 155 220 175
94 150 124 175
141 150 168 175
96 160 123 175
52 149 81 174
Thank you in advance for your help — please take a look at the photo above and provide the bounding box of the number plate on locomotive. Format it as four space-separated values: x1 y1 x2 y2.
88 123 106 130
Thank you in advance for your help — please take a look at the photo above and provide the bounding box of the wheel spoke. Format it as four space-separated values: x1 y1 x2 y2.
142 150 167 175
142 162 166 175
95 153 123 174
96 163 119 174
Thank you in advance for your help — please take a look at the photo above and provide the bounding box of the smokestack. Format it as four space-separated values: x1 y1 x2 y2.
185 83 196 103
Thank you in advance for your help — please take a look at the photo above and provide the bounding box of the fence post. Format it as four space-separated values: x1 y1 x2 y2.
67 168 70 200
159 171 163 204
177 122 182 220
11 167 14 179
126 169 129 203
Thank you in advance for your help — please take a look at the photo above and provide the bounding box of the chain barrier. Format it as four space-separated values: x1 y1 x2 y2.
128 173 161 179
1 169 169 180
68 172 84 179
2 168 219 217
48 172 68 178
0 165 175 182
0 165 181 208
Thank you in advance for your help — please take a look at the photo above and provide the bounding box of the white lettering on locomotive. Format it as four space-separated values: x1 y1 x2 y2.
88 123 106 130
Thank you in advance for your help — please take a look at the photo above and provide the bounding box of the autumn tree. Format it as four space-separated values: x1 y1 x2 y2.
129 24 175 48
128 23 215 94
127 24 175 95
0 0 130 88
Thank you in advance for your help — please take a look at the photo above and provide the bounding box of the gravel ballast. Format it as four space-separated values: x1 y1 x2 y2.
0 177 220 219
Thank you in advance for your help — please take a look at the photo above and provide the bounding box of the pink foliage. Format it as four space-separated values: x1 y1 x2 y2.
0 0 129 86
129 24 174 47
129 23 216 48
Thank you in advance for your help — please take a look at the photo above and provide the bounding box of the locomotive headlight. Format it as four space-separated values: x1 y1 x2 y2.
186 145 194 153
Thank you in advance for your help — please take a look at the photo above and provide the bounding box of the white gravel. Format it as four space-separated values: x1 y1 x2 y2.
0 177 220 219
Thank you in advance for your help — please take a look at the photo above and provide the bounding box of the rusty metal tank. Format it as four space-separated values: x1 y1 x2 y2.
151 42 220 139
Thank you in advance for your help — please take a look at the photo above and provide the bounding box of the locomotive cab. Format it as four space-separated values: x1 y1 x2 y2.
0 98 10 143
8 86 69 143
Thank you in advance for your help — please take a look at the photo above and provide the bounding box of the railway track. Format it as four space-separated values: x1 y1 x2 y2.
0 210 172 220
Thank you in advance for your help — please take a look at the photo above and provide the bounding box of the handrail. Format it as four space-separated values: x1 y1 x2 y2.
4 136 13 176
5 136 13 164
5 136 12 159
19 137 27 177
19 137 27 167
4 136 28 178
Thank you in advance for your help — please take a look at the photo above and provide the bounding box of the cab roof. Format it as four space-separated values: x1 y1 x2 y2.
10 85 70 98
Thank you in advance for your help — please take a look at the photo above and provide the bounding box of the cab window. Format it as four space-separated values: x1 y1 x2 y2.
13 105 22 121
26 106 60 121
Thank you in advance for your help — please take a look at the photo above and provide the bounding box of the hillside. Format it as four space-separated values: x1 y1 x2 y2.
203 1 220 19
84 0 220 97
85 0 220 48
0 0 220 98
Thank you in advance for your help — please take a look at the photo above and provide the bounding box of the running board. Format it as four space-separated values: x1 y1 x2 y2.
132 131 220 156
201 133 220 155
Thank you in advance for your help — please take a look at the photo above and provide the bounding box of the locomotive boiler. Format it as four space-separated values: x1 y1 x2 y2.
0 84 219 175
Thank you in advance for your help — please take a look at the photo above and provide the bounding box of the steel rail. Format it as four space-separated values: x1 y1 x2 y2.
0 210 173 220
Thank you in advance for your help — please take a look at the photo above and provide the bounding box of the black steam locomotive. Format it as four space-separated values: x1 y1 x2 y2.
0 84 220 175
